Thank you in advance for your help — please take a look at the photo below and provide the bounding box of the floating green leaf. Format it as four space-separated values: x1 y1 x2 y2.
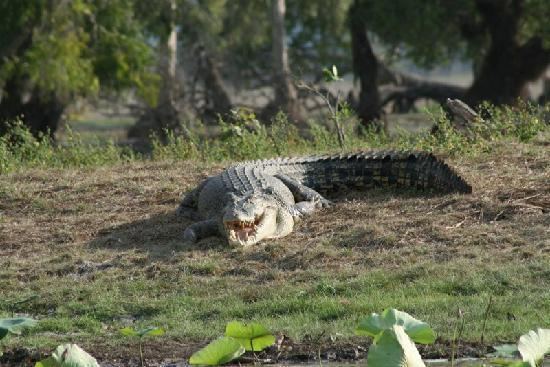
35 344 99 367
356 308 436 344
189 336 245 366
490 344 520 358
0 317 37 340
119 326 165 338
517 328 550 367
225 321 275 352
367 325 426 367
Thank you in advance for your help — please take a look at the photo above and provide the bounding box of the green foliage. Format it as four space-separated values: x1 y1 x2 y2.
224 321 275 352
355 0 549 67
356 309 433 367
151 129 199 161
35 344 99 367
189 320 273 365
189 336 245 366
367 325 426 367
490 344 520 359
120 326 165 367
0 119 134 174
0 317 37 340
356 308 436 344
119 326 165 338
0 103 547 173
323 65 343 82
286 0 353 73
0 0 157 105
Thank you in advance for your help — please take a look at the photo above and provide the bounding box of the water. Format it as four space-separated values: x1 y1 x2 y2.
275 358 550 367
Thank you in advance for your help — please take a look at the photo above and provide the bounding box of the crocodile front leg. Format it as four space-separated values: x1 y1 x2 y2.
177 179 209 220
183 219 220 243
275 174 332 215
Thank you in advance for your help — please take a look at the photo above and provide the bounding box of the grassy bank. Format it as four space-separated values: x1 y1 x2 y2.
0 105 549 363
1 103 547 174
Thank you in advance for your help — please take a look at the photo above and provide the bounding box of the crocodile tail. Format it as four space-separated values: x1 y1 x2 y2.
265 150 472 194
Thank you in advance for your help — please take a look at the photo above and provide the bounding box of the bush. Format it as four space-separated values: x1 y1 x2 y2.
1 102 548 174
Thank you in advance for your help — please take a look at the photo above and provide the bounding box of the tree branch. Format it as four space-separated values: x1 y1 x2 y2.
380 82 466 109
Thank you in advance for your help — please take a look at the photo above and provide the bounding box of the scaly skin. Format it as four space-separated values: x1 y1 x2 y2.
177 150 471 246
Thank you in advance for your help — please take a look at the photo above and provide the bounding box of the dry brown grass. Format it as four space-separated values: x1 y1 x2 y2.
0 138 549 365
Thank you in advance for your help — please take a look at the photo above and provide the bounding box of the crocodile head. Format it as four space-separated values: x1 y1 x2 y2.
221 192 293 246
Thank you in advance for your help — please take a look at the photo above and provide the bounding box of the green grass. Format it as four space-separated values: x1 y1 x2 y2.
2 256 549 349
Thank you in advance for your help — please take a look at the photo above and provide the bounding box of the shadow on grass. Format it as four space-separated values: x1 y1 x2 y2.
88 188 464 260
88 211 226 259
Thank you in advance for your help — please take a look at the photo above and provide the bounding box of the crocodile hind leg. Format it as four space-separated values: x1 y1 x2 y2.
275 174 332 216
183 219 219 243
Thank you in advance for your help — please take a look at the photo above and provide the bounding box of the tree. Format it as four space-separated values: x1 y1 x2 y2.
0 0 156 137
348 0 380 127
266 0 303 124
357 0 550 108
463 0 550 106
128 0 183 139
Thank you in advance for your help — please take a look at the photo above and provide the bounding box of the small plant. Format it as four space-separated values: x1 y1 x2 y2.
35 344 99 367
0 317 37 356
225 321 276 352
0 317 37 341
450 308 466 367
189 336 246 366
297 65 349 149
120 326 165 367
189 321 276 365
356 308 436 367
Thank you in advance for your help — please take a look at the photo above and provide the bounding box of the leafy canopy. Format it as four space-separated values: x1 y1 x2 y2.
0 0 158 104
354 0 549 67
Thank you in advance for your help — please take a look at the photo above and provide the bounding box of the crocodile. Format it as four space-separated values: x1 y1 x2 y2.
177 150 471 246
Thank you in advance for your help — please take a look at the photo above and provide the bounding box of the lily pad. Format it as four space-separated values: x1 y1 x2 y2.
490 344 520 358
518 328 550 367
35 344 99 367
189 336 245 366
0 317 37 340
367 325 426 367
356 308 436 344
225 321 275 351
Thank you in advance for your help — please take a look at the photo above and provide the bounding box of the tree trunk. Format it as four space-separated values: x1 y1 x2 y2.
268 0 303 124
0 77 65 138
197 46 232 121
157 0 178 114
464 0 550 106
128 0 180 139
349 0 381 128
